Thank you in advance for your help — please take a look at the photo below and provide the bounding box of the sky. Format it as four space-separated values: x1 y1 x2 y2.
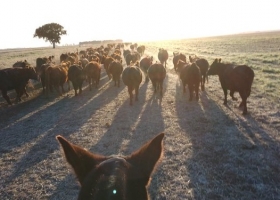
0 0 279 49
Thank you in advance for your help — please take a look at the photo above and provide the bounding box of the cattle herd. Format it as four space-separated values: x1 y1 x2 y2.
0 42 255 114
0 42 255 199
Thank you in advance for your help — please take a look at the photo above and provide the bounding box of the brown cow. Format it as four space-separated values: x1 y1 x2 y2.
180 62 201 101
45 64 68 97
207 58 255 114
108 61 123 87
56 132 164 200
0 67 38 105
84 61 101 90
189 55 209 91
158 48 168 68
148 63 166 96
122 62 142 105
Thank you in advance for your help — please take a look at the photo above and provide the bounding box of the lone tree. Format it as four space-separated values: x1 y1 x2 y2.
34 23 67 48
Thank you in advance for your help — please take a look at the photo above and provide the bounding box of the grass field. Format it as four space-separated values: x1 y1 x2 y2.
0 31 280 199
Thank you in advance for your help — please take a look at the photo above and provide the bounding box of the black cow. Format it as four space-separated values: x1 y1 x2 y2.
108 61 123 87
180 62 201 101
140 56 153 82
0 67 38 105
173 52 186 72
122 63 142 105
13 60 30 68
125 52 141 66
148 63 166 96
158 48 168 68
207 58 255 114
68 65 86 96
13 60 32 97
189 55 209 91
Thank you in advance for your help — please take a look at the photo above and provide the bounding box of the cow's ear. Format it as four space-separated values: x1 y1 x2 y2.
127 133 164 185
219 58 221 63
56 135 105 184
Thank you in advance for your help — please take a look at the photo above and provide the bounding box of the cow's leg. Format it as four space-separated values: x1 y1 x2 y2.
135 85 139 102
182 81 186 93
152 80 157 93
67 80 70 91
201 75 205 91
128 86 133 105
160 81 163 96
188 84 193 101
88 78 92 91
54 85 61 96
1 90 12 105
15 88 22 102
222 86 228 105
78 82 83 95
239 91 248 114
24 87 29 97
61 84 65 94
230 90 238 101
195 83 199 101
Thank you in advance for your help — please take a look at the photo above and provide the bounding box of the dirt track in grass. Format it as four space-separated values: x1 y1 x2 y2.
0 36 280 199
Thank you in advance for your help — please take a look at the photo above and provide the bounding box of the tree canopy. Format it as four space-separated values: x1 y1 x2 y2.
33 23 67 48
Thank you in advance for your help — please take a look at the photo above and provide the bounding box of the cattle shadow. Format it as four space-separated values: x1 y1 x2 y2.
1 70 128 190
174 81 280 199
49 81 149 199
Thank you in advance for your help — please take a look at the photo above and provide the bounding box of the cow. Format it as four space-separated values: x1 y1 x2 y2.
148 63 166 96
123 49 131 59
45 64 68 97
108 61 123 87
103 56 115 80
13 60 32 97
207 58 255 114
79 58 89 69
0 67 38 105
122 63 142 105
36 63 52 94
130 44 135 51
36 57 51 70
84 61 101 91
158 48 168 68
137 45 145 56
176 59 190 75
125 52 141 66
60 53 68 63
140 56 153 82
13 60 30 68
173 52 186 72
180 62 201 101
68 64 86 96
56 132 164 200
110 53 122 63
189 55 209 91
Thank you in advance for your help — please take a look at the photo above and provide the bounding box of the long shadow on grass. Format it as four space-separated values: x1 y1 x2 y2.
175 81 280 199
1 71 127 192
49 81 149 199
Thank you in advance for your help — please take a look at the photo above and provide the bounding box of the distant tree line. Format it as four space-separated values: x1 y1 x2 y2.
79 39 123 46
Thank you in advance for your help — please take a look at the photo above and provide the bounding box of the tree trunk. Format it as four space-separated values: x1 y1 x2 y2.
52 43 55 49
